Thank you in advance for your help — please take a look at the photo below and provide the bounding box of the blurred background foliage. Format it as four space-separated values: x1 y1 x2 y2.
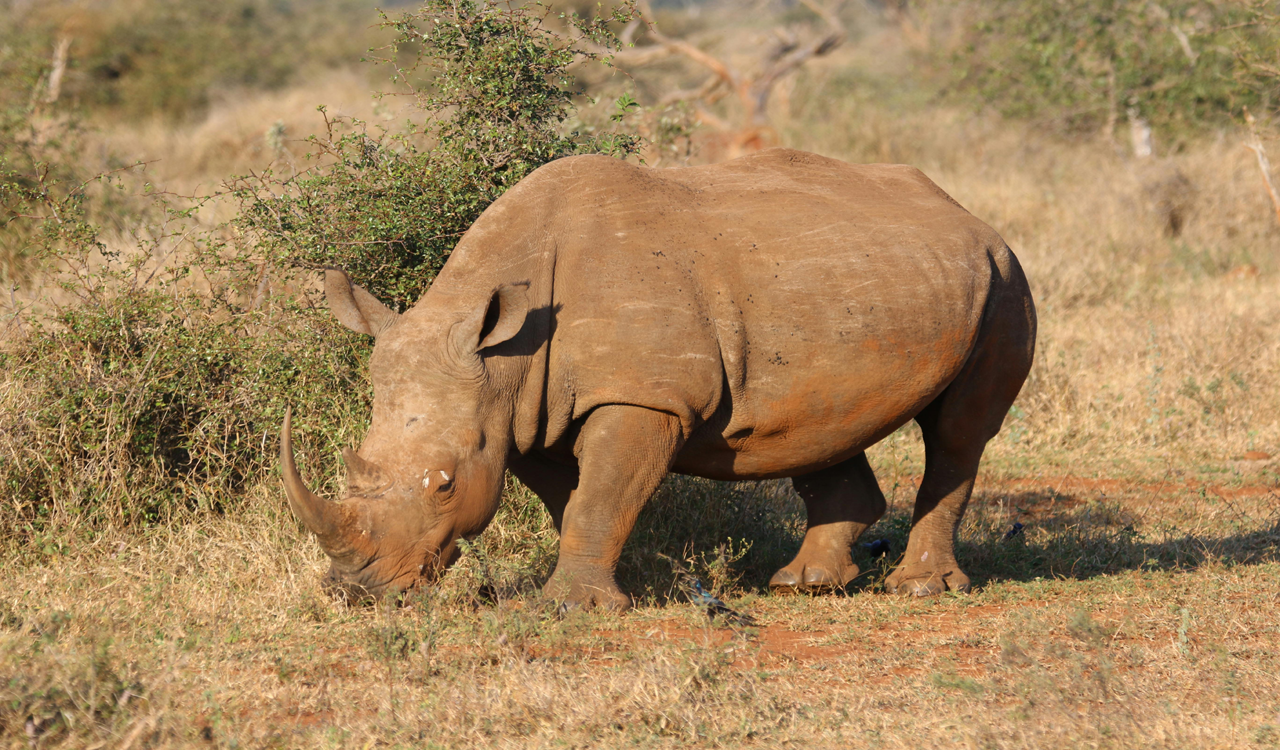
932 0 1280 136
4 0 1278 133
1 0 402 120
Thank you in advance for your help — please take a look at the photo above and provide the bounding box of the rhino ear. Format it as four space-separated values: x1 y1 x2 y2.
325 270 399 337
455 282 530 354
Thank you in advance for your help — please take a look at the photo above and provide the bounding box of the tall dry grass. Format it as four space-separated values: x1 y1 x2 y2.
96 69 389 196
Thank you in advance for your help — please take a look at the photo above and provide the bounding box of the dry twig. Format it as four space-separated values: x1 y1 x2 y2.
44 36 72 104
1242 108 1280 227
621 0 845 156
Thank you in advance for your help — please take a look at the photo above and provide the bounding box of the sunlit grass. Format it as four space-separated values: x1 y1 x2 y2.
3 475 1278 747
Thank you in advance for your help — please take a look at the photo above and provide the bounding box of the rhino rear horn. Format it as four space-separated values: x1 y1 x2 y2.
325 270 400 337
342 446 388 492
280 407 360 557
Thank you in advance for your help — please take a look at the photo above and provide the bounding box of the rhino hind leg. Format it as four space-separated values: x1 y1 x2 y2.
887 257 1036 597
884 429 984 597
770 452 887 594
542 404 685 611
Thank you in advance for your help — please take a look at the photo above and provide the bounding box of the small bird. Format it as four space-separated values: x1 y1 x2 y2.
861 538 892 558
1003 522 1025 541
687 578 756 627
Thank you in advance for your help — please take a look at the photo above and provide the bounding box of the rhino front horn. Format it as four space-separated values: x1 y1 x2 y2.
280 407 357 556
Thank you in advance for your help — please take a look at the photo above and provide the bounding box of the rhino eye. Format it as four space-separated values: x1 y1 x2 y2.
422 469 455 494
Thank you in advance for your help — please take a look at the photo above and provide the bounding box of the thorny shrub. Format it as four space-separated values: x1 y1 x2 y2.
0 0 642 541
233 0 643 310
0 273 373 533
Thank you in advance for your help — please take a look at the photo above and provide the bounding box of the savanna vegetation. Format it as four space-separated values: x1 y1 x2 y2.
2 0 1279 747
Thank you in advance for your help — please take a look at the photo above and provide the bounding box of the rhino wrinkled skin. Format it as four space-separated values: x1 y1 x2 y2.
280 148 1037 608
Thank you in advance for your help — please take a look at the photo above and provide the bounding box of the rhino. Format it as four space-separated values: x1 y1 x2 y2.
280 148 1036 608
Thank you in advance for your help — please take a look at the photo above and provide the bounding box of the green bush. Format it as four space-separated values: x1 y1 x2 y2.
235 0 641 309
937 0 1280 135
1 0 645 544
0 282 372 533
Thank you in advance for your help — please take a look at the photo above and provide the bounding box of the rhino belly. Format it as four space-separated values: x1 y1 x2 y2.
672 337 965 480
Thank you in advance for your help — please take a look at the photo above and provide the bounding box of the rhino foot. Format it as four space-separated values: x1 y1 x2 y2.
885 561 971 596
768 558 859 595
542 568 632 612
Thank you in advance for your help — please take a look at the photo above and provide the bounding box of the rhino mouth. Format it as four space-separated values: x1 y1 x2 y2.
323 571 382 605
282 408 473 603
319 536 464 606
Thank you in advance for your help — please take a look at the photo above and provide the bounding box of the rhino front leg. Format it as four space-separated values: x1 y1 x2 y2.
770 452 886 594
543 404 684 611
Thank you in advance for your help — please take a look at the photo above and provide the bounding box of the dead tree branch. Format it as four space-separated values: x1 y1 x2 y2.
1243 108 1280 227
747 0 845 126
624 0 845 156
44 36 72 104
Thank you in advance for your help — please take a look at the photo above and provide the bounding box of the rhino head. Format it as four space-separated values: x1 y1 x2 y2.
281 270 530 602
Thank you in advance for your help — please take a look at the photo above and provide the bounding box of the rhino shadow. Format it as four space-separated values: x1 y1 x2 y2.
841 488 1280 593
615 476 807 604
490 479 1278 604
482 343 1277 602
503 303 560 357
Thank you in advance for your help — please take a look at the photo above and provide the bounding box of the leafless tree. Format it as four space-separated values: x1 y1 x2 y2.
614 0 847 159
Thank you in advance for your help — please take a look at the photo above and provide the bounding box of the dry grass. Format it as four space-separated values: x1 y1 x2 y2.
4 5 1280 748
96 68 389 195
4 478 1278 748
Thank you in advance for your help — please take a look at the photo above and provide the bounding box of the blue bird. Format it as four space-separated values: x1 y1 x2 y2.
686 578 757 627
861 538 892 558
1003 522 1025 540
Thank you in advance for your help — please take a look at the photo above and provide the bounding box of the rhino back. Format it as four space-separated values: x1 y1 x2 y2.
519 150 1005 478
